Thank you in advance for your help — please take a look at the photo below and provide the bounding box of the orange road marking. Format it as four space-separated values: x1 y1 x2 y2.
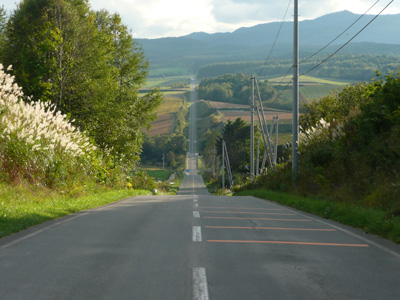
207 240 369 247
204 217 312 221
200 207 283 210
202 211 296 215
205 226 335 231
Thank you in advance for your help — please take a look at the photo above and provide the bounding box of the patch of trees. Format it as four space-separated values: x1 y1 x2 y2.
141 134 187 168
197 73 276 105
0 1 161 164
254 69 400 214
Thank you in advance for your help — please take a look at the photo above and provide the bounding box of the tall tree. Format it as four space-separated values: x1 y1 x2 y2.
217 118 250 172
3 0 161 163
0 5 7 60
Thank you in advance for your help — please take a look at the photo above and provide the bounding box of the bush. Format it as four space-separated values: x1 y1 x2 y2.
0 64 104 187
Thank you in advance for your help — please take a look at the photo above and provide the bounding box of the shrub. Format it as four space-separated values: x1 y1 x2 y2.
0 64 102 186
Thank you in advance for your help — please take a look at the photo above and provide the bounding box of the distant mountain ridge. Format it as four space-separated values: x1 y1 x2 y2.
184 10 400 46
137 10 400 71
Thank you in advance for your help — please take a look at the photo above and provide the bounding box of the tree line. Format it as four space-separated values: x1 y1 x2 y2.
197 73 275 105
197 54 400 82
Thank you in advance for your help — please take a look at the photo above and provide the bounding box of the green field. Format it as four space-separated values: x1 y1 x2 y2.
145 76 191 88
268 75 351 86
149 67 189 77
299 84 342 101
154 98 184 115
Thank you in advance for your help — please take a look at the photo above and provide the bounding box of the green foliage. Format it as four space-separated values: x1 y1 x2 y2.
196 55 400 83
255 70 400 218
129 170 157 191
141 133 187 168
0 5 6 60
2 0 161 163
197 73 275 105
216 118 251 173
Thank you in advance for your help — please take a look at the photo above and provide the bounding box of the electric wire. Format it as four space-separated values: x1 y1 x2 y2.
300 0 381 64
300 0 394 77
257 0 292 77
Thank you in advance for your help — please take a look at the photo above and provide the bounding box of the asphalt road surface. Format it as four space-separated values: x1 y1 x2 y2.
1 76 399 299
1 173 400 299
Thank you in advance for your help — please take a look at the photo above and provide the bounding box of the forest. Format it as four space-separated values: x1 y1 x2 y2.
197 54 400 82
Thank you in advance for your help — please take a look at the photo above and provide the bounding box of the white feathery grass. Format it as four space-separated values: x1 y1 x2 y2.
299 118 345 147
0 64 96 158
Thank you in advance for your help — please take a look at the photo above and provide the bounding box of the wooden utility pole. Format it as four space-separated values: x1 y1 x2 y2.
292 0 300 184
250 76 255 178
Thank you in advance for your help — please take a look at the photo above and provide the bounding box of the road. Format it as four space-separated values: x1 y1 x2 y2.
1 77 400 299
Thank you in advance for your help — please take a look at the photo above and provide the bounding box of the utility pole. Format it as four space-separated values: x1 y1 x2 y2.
211 148 216 177
250 76 255 178
162 154 165 170
256 138 260 176
222 141 225 191
292 0 300 184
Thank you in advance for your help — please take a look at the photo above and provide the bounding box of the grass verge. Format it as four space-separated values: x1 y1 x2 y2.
0 184 151 239
235 189 400 244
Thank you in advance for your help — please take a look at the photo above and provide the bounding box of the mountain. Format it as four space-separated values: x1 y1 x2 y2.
137 10 400 71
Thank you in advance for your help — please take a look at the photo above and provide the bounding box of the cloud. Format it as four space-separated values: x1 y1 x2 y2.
210 0 286 24
2 0 400 38
210 0 400 25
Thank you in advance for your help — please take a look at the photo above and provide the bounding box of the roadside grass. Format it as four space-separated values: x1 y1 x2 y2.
145 170 173 181
235 189 400 244
164 173 185 195
0 184 151 239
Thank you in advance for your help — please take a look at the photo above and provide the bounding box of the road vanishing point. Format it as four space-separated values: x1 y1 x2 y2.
0 77 399 299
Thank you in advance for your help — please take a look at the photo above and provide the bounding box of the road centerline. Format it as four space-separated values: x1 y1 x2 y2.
193 226 202 242
193 267 209 300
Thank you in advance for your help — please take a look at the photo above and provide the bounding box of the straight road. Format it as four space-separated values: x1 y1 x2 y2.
1 76 399 299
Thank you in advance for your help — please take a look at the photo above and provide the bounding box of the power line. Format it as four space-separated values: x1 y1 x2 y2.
300 0 381 64
300 0 394 77
257 0 292 77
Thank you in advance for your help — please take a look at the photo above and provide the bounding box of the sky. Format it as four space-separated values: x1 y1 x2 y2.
2 0 400 38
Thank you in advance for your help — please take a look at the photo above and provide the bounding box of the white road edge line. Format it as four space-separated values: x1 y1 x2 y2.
192 226 202 242
0 213 88 251
193 267 209 300
193 211 200 218
269 202 400 259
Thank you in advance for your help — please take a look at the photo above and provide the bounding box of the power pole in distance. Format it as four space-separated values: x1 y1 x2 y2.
292 0 300 184
250 76 255 178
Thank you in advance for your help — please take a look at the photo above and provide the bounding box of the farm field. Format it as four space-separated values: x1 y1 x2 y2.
144 76 190 88
207 101 249 109
145 87 189 137
146 113 174 136
268 75 350 86
220 110 292 123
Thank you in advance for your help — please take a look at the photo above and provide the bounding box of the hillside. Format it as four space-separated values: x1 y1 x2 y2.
137 11 400 72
